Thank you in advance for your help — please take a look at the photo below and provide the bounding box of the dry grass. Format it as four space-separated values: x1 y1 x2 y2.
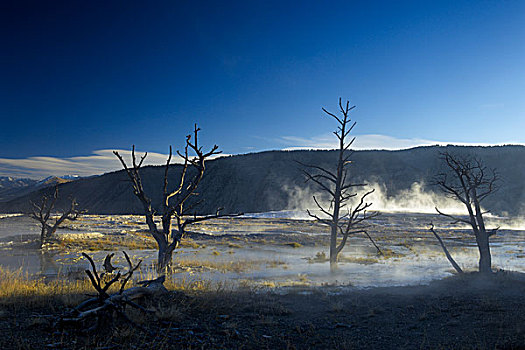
59 233 157 251
379 248 406 259
58 231 203 252
339 256 380 265
179 239 202 249
171 257 281 273
0 267 94 306
0 266 224 308
164 277 214 291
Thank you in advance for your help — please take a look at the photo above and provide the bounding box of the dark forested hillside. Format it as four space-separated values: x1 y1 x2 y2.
1 145 525 216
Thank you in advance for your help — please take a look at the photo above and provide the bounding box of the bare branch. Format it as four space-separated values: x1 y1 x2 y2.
322 107 343 125
435 207 472 225
302 170 335 197
429 223 463 274
306 209 333 226
181 210 244 231
295 161 337 182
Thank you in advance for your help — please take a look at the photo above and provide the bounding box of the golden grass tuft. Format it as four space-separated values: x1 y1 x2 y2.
339 255 380 265
380 248 406 259
172 258 268 273
0 267 93 306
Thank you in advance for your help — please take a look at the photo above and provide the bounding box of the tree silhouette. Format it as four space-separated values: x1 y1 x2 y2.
302 99 381 272
434 152 499 274
114 124 241 272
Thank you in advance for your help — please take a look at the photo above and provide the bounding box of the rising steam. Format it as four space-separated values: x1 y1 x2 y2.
285 181 468 216
283 181 525 229
365 182 467 215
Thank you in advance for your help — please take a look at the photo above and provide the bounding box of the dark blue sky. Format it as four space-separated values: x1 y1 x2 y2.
1 1 524 163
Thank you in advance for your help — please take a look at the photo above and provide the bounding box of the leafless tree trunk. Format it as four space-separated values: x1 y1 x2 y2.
29 186 82 248
302 99 381 273
434 152 499 274
114 124 241 272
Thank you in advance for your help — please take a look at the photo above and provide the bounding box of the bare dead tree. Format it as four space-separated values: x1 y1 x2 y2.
302 99 381 272
114 124 242 272
59 251 166 333
434 152 499 274
29 186 82 248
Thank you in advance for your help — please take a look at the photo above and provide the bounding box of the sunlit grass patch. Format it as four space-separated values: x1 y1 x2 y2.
0 265 228 305
259 280 277 288
227 243 242 248
266 260 286 268
59 232 157 251
180 239 201 249
297 273 309 283
171 258 271 273
0 267 93 306
164 277 213 291
339 255 380 265
379 248 406 259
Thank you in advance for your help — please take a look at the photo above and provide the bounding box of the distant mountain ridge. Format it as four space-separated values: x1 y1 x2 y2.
37 175 80 185
0 176 38 201
0 175 79 202
1 145 524 216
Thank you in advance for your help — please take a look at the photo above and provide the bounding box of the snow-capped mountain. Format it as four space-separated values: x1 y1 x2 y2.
0 175 82 202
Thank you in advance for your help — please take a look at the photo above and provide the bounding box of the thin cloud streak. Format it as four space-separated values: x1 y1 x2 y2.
0 149 231 180
279 133 525 151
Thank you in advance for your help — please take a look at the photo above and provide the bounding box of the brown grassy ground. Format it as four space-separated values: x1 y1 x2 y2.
1 270 525 349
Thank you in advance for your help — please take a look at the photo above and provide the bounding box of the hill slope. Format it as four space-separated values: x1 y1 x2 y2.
1 145 524 216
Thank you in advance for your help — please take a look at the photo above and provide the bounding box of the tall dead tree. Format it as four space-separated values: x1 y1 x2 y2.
303 99 380 272
434 152 499 274
30 186 82 248
114 124 241 272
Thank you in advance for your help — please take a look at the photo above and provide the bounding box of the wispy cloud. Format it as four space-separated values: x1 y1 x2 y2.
0 149 228 180
279 133 439 150
278 133 524 151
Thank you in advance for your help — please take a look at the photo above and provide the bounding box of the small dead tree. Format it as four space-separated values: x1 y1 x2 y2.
60 251 166 333
302 99 381 272
114 124 241 272
434 152 499 274
29 186 82 248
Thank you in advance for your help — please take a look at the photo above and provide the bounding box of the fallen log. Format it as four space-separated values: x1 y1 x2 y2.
58 252 167 332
